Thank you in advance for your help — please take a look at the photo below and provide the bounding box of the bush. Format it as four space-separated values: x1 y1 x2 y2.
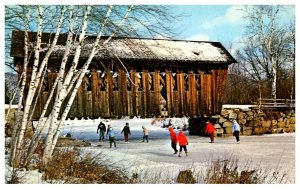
203 156 288 184
177 169 196 184
41 148 130 184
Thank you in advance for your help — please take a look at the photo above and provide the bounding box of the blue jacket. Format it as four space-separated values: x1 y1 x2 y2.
232 122 240 132
106 129 115 138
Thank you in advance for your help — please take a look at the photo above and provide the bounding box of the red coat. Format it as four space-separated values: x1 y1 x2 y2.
205 122 215 134
169 127 177 143
177 130 188 146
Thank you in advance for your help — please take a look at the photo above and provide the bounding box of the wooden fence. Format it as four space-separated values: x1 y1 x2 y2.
255 98 295 110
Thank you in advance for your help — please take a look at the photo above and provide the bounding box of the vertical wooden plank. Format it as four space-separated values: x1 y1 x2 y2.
138 91 143 116
176 71 185 116
107 69 114 117
153 70 160 116
216 69 222 114
98 72 104 117
141 70 149 117
213 70 220 114
82 76 88 119
218 69 228 113
188 71 196 116
77 82 83 119
200 73 206 115
171 73 176 116
91 68 99 118
131 70 138 116
185 74 190 116
210 70 215 114
165 70 172 116
117 70 122 116
113 91 121 116
216 70 220 114
87 91 92 118
118 70 127 115
195 73 201 116
207 73 212 114
146 72 152 116
176 71 181 115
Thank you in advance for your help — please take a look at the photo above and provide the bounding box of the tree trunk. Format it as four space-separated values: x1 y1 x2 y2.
271 57 277 101
13 6 43 167
42 6 91 165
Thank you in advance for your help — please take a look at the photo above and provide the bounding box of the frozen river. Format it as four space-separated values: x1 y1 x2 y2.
59 118 295 183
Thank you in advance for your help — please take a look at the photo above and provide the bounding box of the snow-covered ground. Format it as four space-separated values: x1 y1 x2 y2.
5 117 296 184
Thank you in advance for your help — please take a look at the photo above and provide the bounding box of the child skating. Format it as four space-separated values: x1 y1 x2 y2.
177 129 188 157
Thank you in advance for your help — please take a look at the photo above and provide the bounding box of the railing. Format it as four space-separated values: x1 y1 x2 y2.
255 98 295 110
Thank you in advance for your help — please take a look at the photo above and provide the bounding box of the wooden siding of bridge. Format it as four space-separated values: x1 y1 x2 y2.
30 67 228 119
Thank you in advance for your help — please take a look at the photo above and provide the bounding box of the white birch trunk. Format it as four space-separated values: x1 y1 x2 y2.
49 6 115 157
28 65 47 124
24 6 74 167
42 6 91 164
269 8 278 101
13 6 43 167
31 6 66 95
271 57 277 100
10 11 30 166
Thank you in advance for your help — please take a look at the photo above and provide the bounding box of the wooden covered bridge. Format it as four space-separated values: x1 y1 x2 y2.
11 31 236 119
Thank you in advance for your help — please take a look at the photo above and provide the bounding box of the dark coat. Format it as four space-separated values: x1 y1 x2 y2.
97 122 106 133
121 125 131 136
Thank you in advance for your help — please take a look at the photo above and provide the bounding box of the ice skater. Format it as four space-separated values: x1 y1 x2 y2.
97 121 106 142
142 126 149 142
205 120 216 143
177 129 188 157
106 125 116 148
121 122 131 143
232 120 241 144
168 127 178 154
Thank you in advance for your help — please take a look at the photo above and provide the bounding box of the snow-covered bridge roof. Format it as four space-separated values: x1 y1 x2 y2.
11 31 236 65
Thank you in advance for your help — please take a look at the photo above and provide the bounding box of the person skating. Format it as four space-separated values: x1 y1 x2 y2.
121 122 131 143
142 126 149 143
97 121 106 142
177 129 188 157
168 126 178 154
232 120 241 144
205 120 216 143
106 125 116 148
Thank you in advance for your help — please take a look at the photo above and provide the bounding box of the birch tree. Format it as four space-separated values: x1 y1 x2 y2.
6 5 181 168
9 6 31 167
238 5 294 100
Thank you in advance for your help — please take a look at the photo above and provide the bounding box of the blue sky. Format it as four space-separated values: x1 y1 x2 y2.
176 5 239 42
173 5 295 51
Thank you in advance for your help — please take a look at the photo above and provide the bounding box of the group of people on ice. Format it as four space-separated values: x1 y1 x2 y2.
204 120 240 144
97 122 149 148
96 118 241 153
168 119 241 157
